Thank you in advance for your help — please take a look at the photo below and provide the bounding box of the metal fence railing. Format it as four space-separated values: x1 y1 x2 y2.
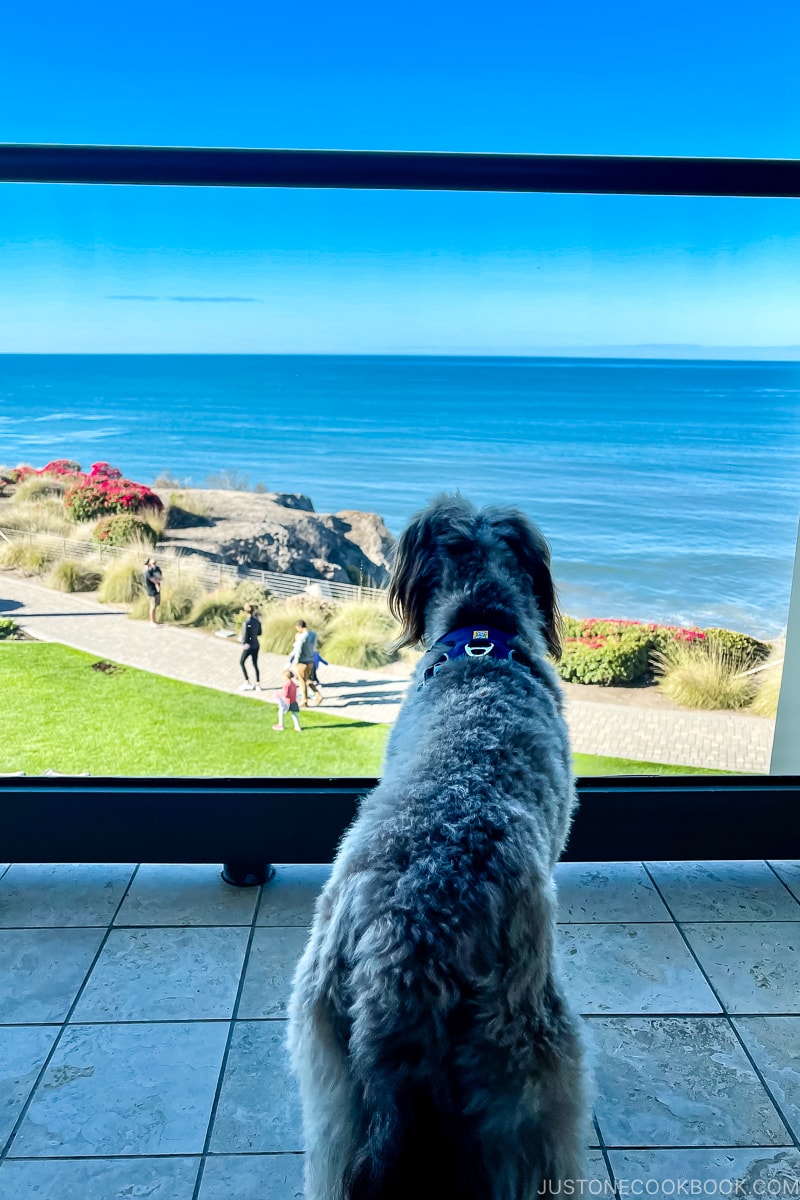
0 525 386 604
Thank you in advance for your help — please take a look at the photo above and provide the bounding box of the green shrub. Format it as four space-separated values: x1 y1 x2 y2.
703 627 771 670
0 617 18 639
654 639 756 710
233 579 271 609
0 540 55 575
129 579 199 623
185 589 241 630
97 560 145 604
47 559 104 593
558 628 652 685
92 514 158 548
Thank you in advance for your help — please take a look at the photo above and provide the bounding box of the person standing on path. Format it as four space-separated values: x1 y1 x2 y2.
239 603 262 691
143 558 162 626
288 619 323 707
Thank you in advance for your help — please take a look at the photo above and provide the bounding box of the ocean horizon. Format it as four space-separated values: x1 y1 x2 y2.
2 353 799 639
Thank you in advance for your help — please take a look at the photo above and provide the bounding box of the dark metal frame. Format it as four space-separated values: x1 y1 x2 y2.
3 776 799 869
2 143 800 196
1 142 798 869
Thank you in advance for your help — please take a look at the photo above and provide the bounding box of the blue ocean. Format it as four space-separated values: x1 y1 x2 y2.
2 354 799 639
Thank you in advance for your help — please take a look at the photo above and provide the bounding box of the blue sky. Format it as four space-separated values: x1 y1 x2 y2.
1 0 799 355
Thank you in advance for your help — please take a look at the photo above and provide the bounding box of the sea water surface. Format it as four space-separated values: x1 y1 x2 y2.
2 354 799 638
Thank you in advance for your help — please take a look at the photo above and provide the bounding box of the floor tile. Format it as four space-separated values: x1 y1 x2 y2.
0 1026 59 1148
0 1156 200 1199
0 864 135 928
608 1148 800 1196
0 928 104 1023
769 861 800 904
10 1021 229 1157
256 865 331 927
646 861 800 921
210 1021 302 1153
555 863 670 922
558 924 720 1014
199 1153 305 1199
115 863 259 926
588 1016 790 1147
72 927 249 1022
735 1017 800 1141
585 1151 611 1184
682 922 800 1014
238 927 308 1019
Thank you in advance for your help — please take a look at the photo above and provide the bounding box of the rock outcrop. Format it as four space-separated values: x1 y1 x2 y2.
157 488 393 586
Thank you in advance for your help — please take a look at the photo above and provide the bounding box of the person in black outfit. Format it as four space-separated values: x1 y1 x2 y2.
143 558 162 626
239 603 262 690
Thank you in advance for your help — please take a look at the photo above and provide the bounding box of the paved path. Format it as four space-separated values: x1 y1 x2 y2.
1 574 775 772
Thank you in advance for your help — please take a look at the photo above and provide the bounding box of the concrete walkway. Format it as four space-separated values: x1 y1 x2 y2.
1 574 775 772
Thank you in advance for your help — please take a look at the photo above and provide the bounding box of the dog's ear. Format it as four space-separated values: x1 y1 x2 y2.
388 509 441 648
485 508 562 660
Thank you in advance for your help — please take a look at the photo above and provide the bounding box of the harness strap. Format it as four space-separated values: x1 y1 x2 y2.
419 625 535 690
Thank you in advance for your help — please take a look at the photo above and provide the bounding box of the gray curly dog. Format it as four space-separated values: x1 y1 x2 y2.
288 494 589 1200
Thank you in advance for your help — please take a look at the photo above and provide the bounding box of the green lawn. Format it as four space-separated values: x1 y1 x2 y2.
1 642 389 776
1 642 722 778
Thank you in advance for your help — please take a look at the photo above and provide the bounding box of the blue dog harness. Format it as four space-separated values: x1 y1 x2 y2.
419 625 534 690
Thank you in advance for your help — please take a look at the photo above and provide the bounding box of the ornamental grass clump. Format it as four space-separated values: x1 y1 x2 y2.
2 498 75 537
749 645 784 719
0 539 55 575
12 471 73 504
258 597 336 654
128 578 201 623
47 559 104 594
324 601 401 669
97 559 146 604
0 617 18 639
654 639 757 710
185 588 242 630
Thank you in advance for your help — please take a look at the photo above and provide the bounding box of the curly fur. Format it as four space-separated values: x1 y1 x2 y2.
288 494 589 1200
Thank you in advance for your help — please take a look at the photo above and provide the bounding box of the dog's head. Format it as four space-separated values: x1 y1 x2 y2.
388 493 561 660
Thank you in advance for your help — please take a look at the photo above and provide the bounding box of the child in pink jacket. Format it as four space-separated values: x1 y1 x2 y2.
273 669 302 732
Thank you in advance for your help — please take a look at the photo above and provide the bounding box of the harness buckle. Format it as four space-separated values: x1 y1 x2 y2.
464 641 495 658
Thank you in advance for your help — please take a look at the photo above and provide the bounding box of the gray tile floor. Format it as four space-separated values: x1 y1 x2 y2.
1 860 800 1198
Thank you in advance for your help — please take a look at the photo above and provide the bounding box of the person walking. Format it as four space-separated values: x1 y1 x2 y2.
143 558 162 626
239 603 262 691
288 619 323 707
273 668 302 732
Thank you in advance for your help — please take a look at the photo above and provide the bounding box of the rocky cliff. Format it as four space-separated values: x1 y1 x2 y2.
158 489 394 586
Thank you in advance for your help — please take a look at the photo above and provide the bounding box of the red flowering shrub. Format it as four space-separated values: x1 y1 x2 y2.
40 459 83 477
89 462 124 480
65 476 163 522
558 617 709 685
558 626 652 685
7 465 37 484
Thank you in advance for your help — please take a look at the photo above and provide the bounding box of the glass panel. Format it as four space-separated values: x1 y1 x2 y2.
1 183 798 778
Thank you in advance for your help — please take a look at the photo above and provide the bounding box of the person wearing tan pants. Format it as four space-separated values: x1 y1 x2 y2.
289 620 324 706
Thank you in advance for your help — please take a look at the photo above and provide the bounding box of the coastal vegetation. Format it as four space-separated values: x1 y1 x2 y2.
0 459 782 714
